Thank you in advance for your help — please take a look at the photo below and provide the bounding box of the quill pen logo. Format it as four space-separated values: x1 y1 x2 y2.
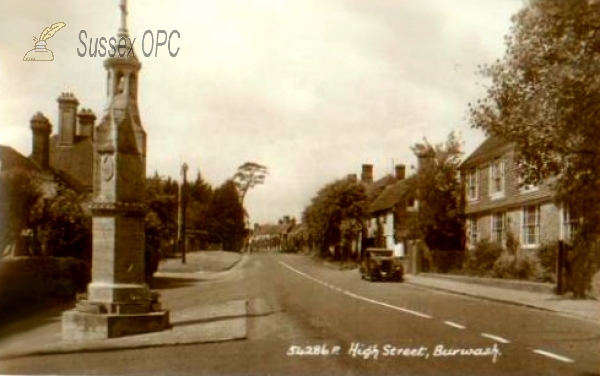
24 22 66 61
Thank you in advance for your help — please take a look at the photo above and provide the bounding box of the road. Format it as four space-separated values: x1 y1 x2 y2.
2 253 599 376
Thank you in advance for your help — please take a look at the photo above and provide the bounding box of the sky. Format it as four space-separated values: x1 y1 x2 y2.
0 0 525 225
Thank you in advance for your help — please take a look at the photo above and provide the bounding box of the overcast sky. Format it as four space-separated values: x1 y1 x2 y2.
1 0 525 225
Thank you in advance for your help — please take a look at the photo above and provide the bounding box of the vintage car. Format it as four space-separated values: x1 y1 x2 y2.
360 248 404 282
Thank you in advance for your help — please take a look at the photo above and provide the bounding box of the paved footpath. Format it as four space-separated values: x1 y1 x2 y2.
406 274 600 323
0 251 247 361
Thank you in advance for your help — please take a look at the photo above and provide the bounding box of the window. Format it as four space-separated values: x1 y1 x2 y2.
521 205 540 247
466 168 478 201
406 196 417 211
489 158 505 198
491 212 505 244
561 205 579 242
468 217 478 247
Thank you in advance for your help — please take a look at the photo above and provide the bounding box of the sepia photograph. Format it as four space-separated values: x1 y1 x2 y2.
1 0 599 375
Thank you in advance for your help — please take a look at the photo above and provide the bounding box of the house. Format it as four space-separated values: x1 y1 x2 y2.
249 216 296 253
367 167 417 252
355 164 418 257
1 104 95 257
460 136 572 255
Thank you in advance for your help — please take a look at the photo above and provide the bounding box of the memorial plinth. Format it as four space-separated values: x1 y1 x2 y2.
62 204 170 340
62 0 170 340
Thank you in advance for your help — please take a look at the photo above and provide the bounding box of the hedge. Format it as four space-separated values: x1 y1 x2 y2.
0 256 90 322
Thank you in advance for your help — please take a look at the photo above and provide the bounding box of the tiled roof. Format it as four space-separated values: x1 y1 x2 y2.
363 174 396 202
288 223 307 236
369 176 416 213
51 168 87 194
461 136 513 168
254 223 293 236
0 145 39 172
1 144 86 195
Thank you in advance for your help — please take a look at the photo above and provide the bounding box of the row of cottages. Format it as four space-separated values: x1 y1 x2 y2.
249 217 296 253
1 94 96 256
460 136 576 254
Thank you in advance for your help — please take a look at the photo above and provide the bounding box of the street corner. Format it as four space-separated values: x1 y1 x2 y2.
0 299 249 361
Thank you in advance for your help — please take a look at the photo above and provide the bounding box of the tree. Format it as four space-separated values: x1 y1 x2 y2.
303 177 368 260
232 162 268 204
206 180 246 252
410 132 465 255
0 169 43 255
187 171 213 233
37 186 92 261
468 0 600 297
144 173 179 279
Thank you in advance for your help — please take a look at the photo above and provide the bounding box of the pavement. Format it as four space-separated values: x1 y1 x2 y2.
406 273 600 323
0 251 248 361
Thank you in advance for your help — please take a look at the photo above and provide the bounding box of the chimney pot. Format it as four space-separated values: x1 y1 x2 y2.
30 112 52 169
57 92 79 145
361 164 373 184
395 164 406 180
77 108 96 138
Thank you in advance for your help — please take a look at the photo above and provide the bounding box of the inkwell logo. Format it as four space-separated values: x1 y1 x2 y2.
23 22 66 61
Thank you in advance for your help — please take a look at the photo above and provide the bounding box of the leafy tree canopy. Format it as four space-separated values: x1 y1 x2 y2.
206 180 246 252
233 162 268 204
302 177 368 259
410 132 465 252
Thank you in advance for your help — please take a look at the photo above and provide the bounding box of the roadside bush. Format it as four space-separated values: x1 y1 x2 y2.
537 242 559 283
466 239 503 275
492 254 541 280
0 257 90 321
429 250 465 273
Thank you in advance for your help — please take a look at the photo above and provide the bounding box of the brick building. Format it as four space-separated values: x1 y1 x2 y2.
461 136 575 255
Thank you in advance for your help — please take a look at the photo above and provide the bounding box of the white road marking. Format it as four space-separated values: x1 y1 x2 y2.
481 333 511 344
279 261 432 319
444 321 466 329
532 349 575 363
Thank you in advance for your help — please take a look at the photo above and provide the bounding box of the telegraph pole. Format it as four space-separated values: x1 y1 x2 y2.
178 162 189 264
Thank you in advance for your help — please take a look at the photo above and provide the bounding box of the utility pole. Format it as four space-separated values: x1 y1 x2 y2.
178 162 189 264
556 240 565 295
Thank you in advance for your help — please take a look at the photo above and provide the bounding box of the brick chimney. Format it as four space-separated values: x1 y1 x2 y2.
77 108 96 138
347 173 358 183
395 164 406 180
30 112 52 169
57 92 79 146
361 164 373 184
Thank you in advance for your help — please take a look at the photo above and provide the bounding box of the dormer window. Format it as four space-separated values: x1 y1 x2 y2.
489 158 505 199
